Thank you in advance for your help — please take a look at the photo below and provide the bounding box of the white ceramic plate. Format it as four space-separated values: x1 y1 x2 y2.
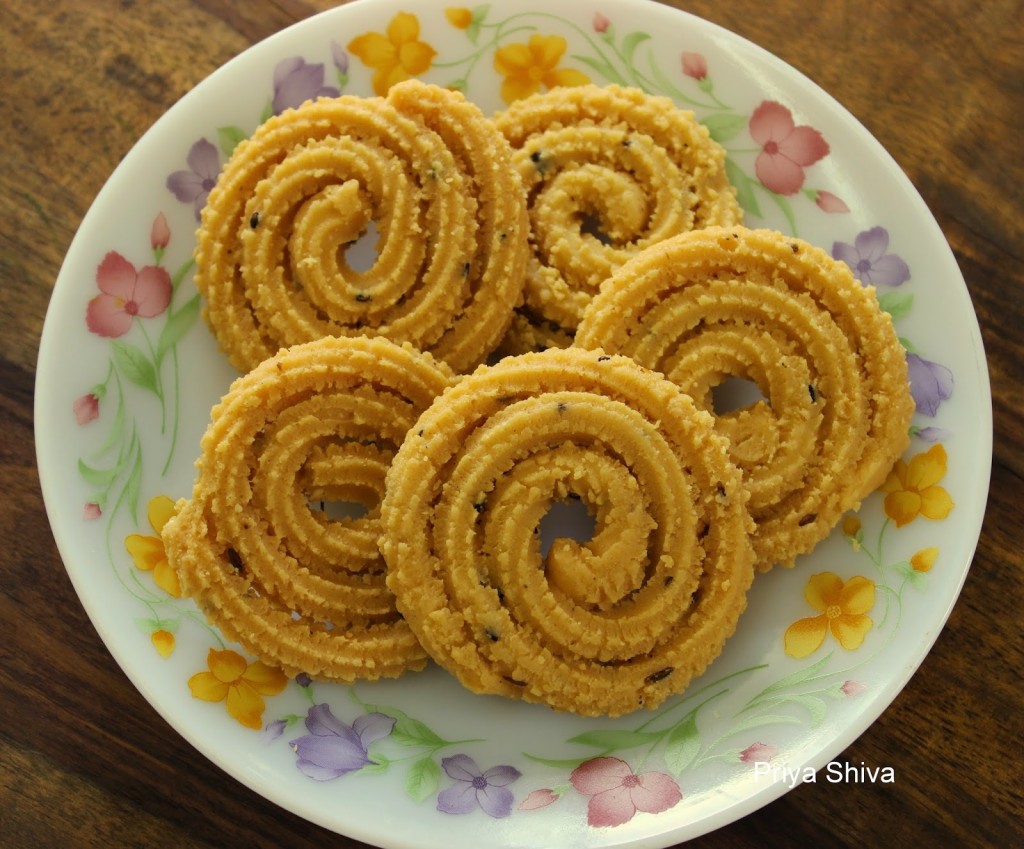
35 1 991 846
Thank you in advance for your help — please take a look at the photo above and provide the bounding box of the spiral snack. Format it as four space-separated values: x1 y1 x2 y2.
381 347 755 717
576 227 913 570
195 79 529 374
162 336 456 681
492 84 742 354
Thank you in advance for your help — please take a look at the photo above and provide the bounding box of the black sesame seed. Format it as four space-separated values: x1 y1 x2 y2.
645 667 673 684
226 547 246 576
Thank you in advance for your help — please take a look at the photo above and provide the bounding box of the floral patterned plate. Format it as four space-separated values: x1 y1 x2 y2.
35 0 991 846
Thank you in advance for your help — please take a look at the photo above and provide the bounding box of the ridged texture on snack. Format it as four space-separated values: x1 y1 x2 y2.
576 226 913 569
194 79 529 374
381 347 755 717
161 336 455 681
492 84 742 355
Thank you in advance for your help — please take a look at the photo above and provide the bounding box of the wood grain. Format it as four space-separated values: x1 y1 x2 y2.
2 1 1021 847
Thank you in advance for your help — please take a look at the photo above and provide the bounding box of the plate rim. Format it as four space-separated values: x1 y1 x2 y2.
33 0 993 845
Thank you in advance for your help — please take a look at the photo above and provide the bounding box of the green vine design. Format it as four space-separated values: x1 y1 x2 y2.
77 234 198 523
75 215 216 646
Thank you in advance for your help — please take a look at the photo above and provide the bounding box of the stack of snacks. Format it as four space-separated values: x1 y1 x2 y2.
164 82 913 716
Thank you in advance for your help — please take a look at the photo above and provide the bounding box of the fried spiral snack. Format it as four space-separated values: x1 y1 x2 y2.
492 84 742 354
576 227 913 569
380 347 755 717
161 336 455 681
195 80 529 374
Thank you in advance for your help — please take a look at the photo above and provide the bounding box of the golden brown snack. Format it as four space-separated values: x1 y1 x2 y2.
162 336 455 681
576 226 913 569
492 84 742 354
195 80 529 374
380 347 755 717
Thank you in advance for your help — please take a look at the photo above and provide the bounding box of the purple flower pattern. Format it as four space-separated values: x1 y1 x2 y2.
166 138 221 220
272 57 340 115
331 41 349 75
915 425 952 443
832 226 954 420
289 704 395 781
437 754 521 818
833 226 910 287
907 352 954 417
263 718 288 743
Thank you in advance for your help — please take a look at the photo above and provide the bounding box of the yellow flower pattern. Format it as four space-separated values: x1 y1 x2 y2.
911 547 938 573
880 444 954 528
188 648 288 729
784 572 876 659
125 494 181 597
348 12 437 95
151 629 175 658
493 34 590 103
444 7 473 30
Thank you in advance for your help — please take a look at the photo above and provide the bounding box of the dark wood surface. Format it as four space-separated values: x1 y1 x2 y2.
3 1 1021 847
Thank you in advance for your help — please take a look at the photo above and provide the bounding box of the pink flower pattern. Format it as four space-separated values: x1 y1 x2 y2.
681 51 708 80
518 788 560 811
841 680 866 697
86 251 172 338
814 190 850 213
749 100 829 195
74 393 100 425
570 757 682 827
739 742 778 764
150 212 170 251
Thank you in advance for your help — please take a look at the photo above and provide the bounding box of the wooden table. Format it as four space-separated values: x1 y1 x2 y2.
3 1 1021 846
